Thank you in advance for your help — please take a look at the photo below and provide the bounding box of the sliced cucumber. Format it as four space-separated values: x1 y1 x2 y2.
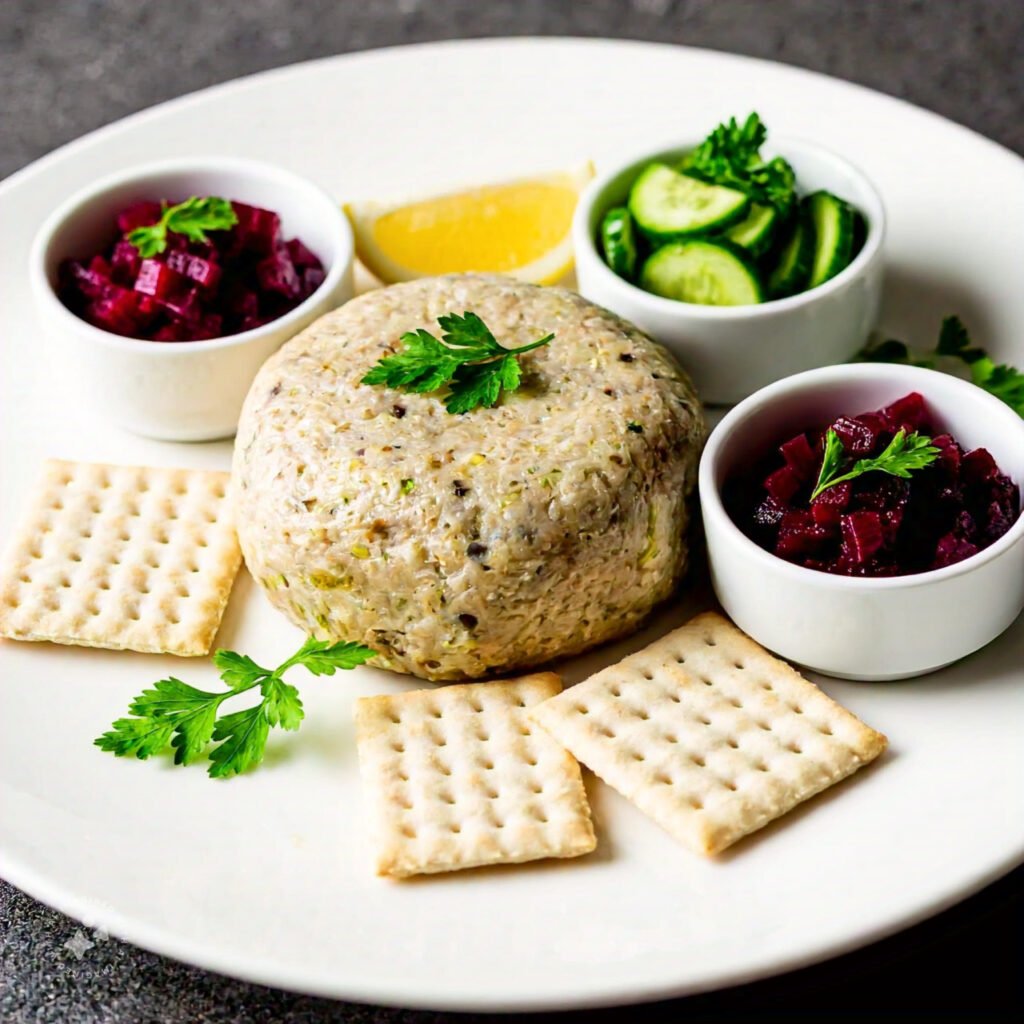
724 202 778 258
628 163 750 242
767 213 814 298
805 191 855 288
599 206 639 280
639 240 763 306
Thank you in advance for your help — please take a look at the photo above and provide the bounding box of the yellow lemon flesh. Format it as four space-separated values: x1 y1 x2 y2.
345 163 593 285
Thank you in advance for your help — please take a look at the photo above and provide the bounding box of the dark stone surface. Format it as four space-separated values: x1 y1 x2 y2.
2 1 1022 1020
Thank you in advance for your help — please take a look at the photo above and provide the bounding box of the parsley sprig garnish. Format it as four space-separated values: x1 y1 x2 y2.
127 196 238 258
95 637 375 778
362 311 554 414
858 316 1024 418
811 428 940 501
681 112 796 215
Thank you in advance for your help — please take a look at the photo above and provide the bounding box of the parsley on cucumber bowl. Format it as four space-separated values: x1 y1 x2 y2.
597 113 868 307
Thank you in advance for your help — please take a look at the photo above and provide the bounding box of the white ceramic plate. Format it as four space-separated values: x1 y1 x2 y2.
1 39 1022 1012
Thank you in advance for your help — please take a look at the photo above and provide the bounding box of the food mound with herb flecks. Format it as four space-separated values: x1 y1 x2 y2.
233 273 706 681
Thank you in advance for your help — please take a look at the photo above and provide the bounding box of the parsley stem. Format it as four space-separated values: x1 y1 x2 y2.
504 332 555 356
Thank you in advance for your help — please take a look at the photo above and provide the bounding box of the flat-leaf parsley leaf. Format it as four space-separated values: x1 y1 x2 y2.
811 428 940 500
96 637 375 778
127 196 238 258
857 316 1024 419
362 311 553 413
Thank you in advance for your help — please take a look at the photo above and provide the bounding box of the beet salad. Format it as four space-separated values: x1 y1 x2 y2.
726 391 1020 576
58 196 325 342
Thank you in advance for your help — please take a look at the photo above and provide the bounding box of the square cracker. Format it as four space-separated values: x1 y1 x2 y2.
530 612 887 856
0 459 241 657
355 673 597 878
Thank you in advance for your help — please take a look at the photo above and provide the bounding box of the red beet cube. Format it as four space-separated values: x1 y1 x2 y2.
192 312 224 340
287 238 320 269
776 510 830 560
256 244 301 300
110 240 142 285
779 432 817 480
831 414 883 456
301 266 326 297
134 259 188 300
84 289 141 337
880 506 905 545
223 284 260 320
116 200 163 234
961 447 998 485
933 533 978 568
764 465 802 504
841 511 884 564
231 202 281 255
166 250 222 295
62 259 113 301
881 391 927 432
159 288 202 326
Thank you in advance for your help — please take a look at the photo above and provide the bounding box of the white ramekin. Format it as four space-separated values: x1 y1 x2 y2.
699 363 1024 680
573 137 885 405
30 157 354 442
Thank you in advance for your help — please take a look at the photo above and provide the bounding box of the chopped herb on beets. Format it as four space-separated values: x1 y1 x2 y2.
811 428 940 500
127 196 238 258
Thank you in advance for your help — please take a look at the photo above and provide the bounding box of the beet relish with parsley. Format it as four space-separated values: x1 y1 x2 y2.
57 197 325 342
725 391 1020 576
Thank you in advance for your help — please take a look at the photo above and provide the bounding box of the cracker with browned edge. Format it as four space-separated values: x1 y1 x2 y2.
0 459 241 656
355 672 596 878
530 612 887 855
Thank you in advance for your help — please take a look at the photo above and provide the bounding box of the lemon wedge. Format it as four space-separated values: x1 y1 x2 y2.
344 163 594 285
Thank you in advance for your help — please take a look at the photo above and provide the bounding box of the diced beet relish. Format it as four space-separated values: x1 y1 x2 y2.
724 392 1020 576
56 198 325 342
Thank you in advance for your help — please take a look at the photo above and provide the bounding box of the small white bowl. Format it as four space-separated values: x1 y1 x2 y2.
699 363 1024 680
30 157 354 442
573 138 885 405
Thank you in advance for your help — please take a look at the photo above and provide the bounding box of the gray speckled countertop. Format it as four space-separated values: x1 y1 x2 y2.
1 1 1022 1021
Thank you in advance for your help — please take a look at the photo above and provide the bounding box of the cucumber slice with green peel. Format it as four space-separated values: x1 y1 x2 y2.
805 190 855 288
767 213 814 298
628 163 750 242
639 240 763 306
724 202 778 257
599 206 639 280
